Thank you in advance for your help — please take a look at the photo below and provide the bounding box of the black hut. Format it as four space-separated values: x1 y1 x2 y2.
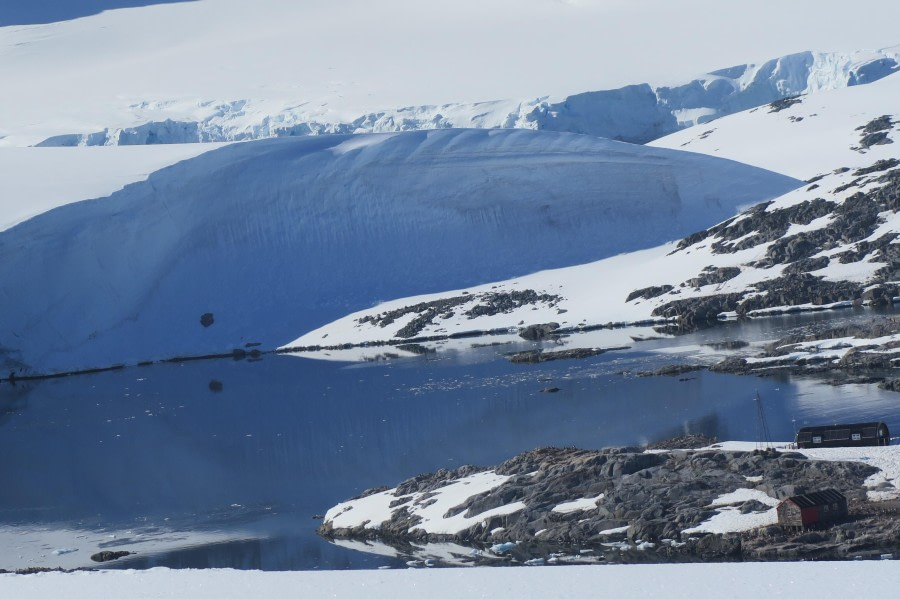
795 422 890 448
777 489 848 529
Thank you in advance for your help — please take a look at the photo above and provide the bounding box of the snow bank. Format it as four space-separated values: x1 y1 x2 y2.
0 128 797 375
4 562 900 599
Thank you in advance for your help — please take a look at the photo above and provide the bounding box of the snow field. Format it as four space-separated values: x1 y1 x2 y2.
4 561 900 599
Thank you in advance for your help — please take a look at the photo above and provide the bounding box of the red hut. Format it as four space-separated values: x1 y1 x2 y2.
777 489 848 530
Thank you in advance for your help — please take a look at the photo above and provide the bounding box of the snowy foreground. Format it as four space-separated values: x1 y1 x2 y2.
4 562 899 599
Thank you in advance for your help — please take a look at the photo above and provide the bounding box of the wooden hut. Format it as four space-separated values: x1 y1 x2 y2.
795 422 890 448
777 489 848 530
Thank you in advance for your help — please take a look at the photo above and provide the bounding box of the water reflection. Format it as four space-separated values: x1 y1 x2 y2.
1 309 898 570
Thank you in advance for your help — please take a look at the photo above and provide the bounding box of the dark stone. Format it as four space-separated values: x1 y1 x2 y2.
703 340 749 350
859 131 892 149
878 378 900 392
506 346 627 364
626 285 674 302
208 379 223 392
646 434 717 450
518 322 560 341
684 266 740 288
637 364 705 377
90 551 133 563
768 96 802 113
200 312 214 327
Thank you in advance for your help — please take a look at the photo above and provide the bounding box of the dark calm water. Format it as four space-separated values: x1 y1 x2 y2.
1 308 898 571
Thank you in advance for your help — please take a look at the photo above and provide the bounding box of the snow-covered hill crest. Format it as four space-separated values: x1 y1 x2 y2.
25 49 900 148
0 129 798 375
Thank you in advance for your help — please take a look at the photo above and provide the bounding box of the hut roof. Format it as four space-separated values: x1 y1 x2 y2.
783 489 845 509
797 422 886 432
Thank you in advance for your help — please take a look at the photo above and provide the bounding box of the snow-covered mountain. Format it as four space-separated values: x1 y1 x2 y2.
2 0 899 147
288 74 900 352
0 129 797 375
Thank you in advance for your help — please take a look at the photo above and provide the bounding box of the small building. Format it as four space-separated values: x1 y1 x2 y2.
777 489 848 530
795 422 890 448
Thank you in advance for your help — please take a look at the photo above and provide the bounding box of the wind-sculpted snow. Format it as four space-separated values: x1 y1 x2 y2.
0 129 798 375
29 50 900 148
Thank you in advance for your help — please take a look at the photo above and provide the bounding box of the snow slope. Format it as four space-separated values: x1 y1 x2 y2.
1 0 899 146
5 562 900 599
651 70 900 179
0 144 225 232
0 128 798 375
294 75 900 352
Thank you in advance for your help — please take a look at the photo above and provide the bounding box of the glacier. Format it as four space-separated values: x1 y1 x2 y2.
0 129 799 375
31 49 900 148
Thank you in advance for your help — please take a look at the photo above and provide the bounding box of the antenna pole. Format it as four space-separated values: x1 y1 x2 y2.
755 390 773 450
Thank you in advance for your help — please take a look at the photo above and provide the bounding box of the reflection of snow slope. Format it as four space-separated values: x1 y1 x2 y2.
0 129 798 375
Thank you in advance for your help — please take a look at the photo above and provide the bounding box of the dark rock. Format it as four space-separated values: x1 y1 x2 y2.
703 340 749 350
90 551 133 563
694 534 741 557
506 346 627 364
518 322 560 341
853 158 899 176
878 378 900 392
200 312 214 327
540 387 561 393
646 434 717 450
783 256 829 275
768 96 802 113
626 285 674 302
859 131 893 149
208 379 223 392
637 364 705 377
684 266 740 288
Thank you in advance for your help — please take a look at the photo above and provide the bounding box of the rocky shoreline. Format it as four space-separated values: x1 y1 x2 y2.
709 316 900 383
319 444 900 566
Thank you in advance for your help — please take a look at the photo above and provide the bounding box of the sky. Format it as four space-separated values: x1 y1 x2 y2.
0 1 194 26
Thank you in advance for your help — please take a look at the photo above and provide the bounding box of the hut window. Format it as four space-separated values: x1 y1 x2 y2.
825 429 849 441
813 436 822 444
852 433 861 441
823 504 829 512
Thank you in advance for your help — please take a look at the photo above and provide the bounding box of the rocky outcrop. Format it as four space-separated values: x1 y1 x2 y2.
320 445 895 563
506 346 628 364
711 317 900 379
357 290 562 339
